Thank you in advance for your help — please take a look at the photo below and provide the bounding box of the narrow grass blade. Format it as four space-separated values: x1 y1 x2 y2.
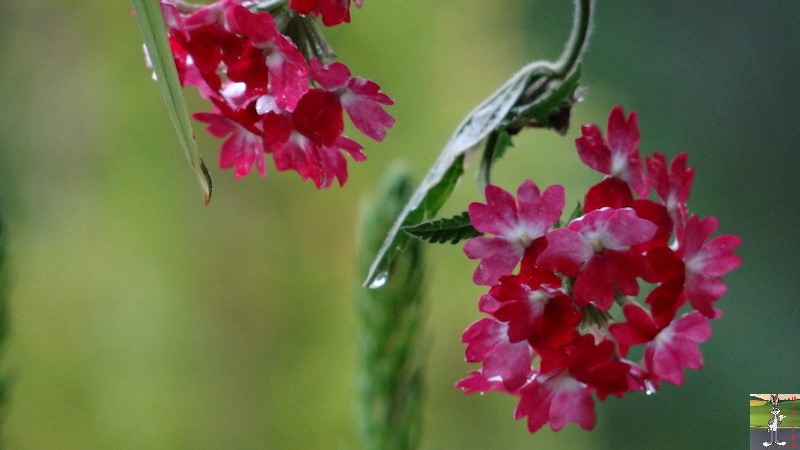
132 0 213 205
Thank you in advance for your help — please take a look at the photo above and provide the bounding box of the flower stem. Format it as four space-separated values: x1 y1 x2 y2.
553 0 594 78
356 165 425 450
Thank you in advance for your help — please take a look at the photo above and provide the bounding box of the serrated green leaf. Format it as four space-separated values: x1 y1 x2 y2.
132 0 212 205
402 211 481 245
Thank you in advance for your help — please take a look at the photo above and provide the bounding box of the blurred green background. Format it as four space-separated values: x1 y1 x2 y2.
0 0 797 448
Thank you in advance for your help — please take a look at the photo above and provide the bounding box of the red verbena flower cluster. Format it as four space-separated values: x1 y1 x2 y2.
152 0 393 187
457 105 742 433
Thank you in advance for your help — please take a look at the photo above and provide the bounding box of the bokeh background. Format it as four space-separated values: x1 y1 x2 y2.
0 0 797 448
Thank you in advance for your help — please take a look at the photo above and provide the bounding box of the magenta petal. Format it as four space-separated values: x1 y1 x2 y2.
536 228 587 277
670 311 713 342
685 272 726 317
573 255 614 310
482 340 533 391
605 249 646 296
342 88 396 141
648 311 712 385
610 304 659 347
606 105 640 159
470 185 518 234
309 59 351 88
266 38 310 111
603 208 658 249
697 235 743 275
455 371 495 394
460 318 532 391
289 0 320 14
515 381 553 433
517 375 596 432
575 124 611 174
584 177 634 212
319 0 352 26
548 379 596 431
464 237 523 286
681 215 719 257
225 4 277 45
461 318 499 362
517 182 565 236
649 342 687 385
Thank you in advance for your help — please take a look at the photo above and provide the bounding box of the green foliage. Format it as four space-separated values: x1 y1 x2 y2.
131 0 213 204
510 65 583 130
356 166 425 449
402 212 481 245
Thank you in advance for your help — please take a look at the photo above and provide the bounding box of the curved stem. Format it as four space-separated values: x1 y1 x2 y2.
553 0 594 78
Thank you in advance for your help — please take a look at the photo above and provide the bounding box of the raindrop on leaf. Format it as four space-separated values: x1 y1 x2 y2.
368 271 389 289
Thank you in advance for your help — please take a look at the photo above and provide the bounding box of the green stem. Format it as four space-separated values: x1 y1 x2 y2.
553 0 594 78
356 166 425 450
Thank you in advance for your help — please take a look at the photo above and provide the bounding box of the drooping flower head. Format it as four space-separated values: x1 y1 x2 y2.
150 0 392 187
457 106 741 433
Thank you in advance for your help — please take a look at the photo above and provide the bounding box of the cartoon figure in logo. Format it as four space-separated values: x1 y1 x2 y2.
764 394 787 447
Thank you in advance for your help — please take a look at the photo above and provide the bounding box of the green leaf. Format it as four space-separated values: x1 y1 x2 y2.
510 65 583 131
364 154 465 288
363 62 556 287
132 0 213 205
402 211 481 245
477 129 515 191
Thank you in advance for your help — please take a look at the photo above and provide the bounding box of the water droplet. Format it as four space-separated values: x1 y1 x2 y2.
644 380 657 395
368 271 389 289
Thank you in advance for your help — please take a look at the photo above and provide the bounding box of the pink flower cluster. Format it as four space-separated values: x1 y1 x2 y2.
457 106 742 433
157 0 393 187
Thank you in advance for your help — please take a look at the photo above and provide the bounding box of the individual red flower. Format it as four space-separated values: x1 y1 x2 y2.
193 104 266 178
225 4 310 111
461 317 533 391
310 59 395 142
536 207 658 310
610 304 719 386
515 335 630 432
514 370 596 433
646 152 694 236
464 180 565 286
488 251 581 349
679 215 742 317
577 105 648 211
